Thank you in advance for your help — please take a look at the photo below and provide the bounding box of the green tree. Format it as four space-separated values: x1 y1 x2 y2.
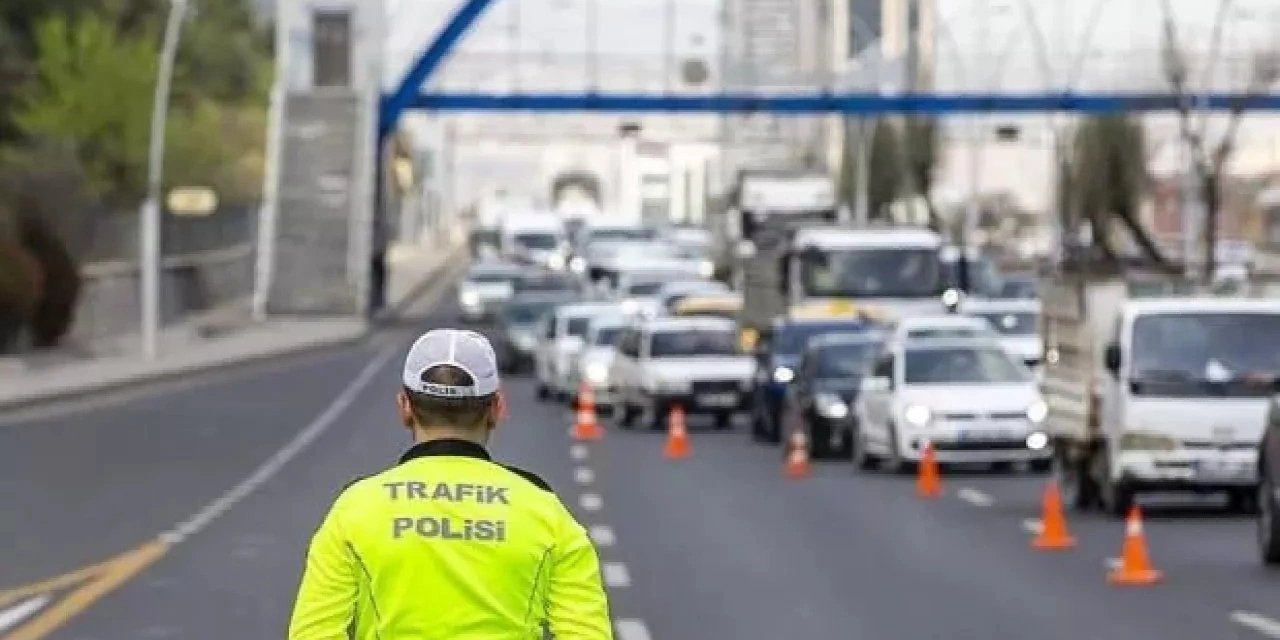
14 13 158 206
866 119 902 219
1067 115 1170 268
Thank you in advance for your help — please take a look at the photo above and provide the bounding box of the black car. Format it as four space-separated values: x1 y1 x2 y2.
1260 395 1280 564
750 317 878 443
780 331 884 458
495 291 578 373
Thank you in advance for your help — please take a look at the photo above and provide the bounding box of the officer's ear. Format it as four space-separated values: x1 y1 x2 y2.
489 390 508 431
396 390 415 429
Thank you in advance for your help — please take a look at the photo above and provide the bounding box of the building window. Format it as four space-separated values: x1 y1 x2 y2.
848 0 882 58
313 10 352 88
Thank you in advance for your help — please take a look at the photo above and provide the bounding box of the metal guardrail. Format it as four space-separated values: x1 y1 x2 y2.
80 243 254 279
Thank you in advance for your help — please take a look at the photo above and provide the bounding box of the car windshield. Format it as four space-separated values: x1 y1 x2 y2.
999 277 1038 299
514 232 559 250
904 346 1031 384
800 248 941 298
973 312 1037 335
594 327 623 345
627 282 664 296
650 330 739 357
468 268 518 284
816 343 877 378
566 317 591 338
775 323 866 355
503 302 558 325
591 228 654 242
1130 312 1280 397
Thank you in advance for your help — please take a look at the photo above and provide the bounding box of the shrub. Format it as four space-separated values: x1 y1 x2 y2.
16 213 79 347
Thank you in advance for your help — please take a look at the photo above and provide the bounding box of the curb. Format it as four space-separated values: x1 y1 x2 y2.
0 245 461 413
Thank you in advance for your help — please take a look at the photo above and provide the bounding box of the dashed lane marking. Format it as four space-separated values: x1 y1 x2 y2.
0 596 49 634
589 525 616 547
1231 611 1280 638
570 444 589 461
1022 519 1044 535
602 562 632 588
574 467 596 485
616 618 653 640
580 493 603 512
957 488 994 507
1105 557 1122 570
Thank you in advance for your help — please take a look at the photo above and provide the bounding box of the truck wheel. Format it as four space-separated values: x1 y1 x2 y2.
646 401 668 431
1097 448 1134 517
713 411 734 431
1259 470 1280 565
616 401 637 429
536 384 550 401
1229 489 1259 514
1056 449 1097 511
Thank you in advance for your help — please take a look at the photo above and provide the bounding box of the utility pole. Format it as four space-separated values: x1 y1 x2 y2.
140 0 190 359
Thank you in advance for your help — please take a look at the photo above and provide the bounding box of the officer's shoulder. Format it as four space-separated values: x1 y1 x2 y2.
336 474 375 499
499 464 554 493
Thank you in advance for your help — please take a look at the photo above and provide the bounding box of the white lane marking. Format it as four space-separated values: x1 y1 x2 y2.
580 493 603 512
1105 557 1122 570
602 562 631 588
616 618 653 640
570 444 589 461
0 595 51 632
589 525 616 547
574 467 596 485
1022 518 1044 535
159 345 398 545
1231 611 1280 638
957 487 994 507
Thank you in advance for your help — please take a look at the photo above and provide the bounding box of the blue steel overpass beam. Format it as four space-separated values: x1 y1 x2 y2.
379 0 497 138
401 91 1280 114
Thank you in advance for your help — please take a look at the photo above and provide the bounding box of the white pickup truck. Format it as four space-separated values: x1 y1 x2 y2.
1042 273 1280 515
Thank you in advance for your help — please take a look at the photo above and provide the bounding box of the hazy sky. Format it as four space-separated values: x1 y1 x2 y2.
384 0 721 90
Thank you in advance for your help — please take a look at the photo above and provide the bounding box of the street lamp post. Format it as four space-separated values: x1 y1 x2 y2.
140 0 190 359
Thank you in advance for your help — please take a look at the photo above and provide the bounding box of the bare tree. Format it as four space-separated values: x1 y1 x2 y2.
1160 0 1280 281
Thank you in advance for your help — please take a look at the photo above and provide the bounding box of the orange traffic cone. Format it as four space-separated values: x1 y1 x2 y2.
571 383 603 441
1107 505 1163 586
784 429 811 479
1031 480 1077 550
916 441 942 499
663 405 692 459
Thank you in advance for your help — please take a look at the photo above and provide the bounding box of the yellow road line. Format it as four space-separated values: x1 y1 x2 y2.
1 540 169 640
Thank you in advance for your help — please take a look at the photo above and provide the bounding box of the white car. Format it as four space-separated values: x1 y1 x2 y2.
457 262 522 322
534 302 618 401
568 315 630 407
962 298 1042 368
852 336 1050 472
609 316 756 430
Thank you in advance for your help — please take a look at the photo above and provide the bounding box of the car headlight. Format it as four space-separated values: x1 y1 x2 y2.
460 290 480 307
512 333 537 350
772 366 795 384
815 393 849 420
584 362 609 385
620 298 640 314
547 253 566 270
903 404 932 427
569 256 587 274
699 260 715 278
1025 431 1049 450
1119 431 1179 452
1026 400 1048 424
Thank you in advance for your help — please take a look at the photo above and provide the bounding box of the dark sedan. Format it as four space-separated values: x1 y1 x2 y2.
750 317 877 444
781 331 884 458
495 291 579 374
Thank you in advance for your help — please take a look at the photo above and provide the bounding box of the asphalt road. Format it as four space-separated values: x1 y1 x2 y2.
3 289 1280 639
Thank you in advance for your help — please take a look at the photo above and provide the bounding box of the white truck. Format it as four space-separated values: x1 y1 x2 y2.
1041 270 1280 515
499 211 568 271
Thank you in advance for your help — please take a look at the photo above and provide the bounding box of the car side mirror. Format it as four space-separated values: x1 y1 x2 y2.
860 376 891 394
1104 343 1121 376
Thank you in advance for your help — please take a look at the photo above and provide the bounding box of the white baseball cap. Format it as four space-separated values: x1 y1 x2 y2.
402 329 501 398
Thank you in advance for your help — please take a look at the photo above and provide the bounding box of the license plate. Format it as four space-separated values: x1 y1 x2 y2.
1194 460 1248 479
958 429 1007 442
697 393 738 407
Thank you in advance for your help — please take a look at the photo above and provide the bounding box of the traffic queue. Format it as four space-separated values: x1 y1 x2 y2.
458 209 1280 568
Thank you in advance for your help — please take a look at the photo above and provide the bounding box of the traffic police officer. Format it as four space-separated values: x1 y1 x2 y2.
289 329 613 638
